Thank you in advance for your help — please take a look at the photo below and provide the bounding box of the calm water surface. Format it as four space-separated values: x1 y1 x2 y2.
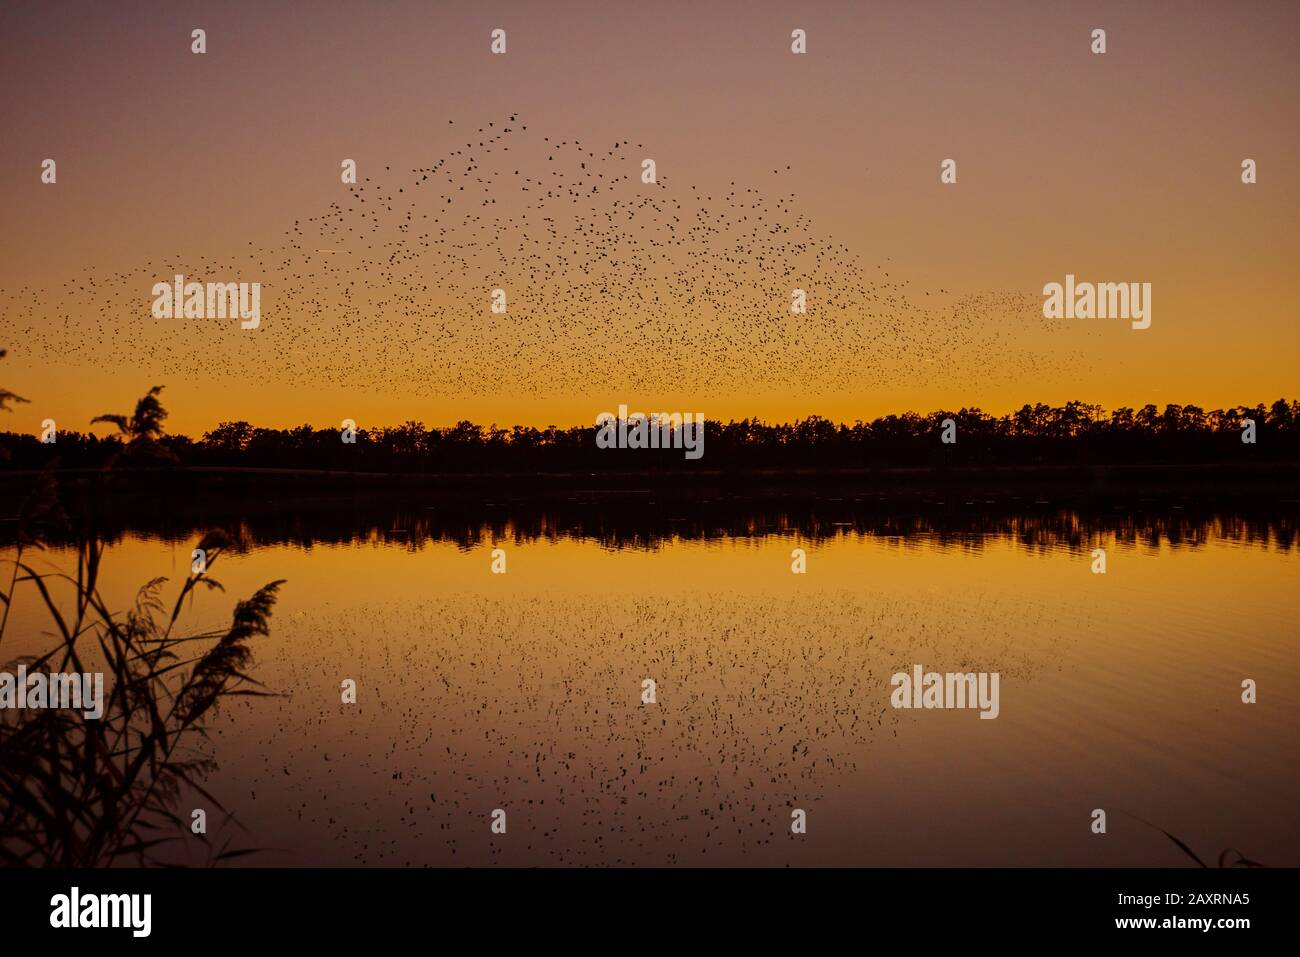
5 507 1297 866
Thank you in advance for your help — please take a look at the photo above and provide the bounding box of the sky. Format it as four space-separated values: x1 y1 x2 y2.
1 0 1296 436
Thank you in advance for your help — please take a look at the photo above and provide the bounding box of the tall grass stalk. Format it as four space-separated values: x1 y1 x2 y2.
1 365 285 865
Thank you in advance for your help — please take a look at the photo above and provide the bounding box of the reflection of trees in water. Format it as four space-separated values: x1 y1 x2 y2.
16 498 1295 555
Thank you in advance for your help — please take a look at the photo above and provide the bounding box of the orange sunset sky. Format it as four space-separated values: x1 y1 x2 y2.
1 0 1296 436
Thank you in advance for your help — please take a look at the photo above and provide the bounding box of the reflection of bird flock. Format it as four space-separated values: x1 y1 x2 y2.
212 588 1058 865
1 114 1084 403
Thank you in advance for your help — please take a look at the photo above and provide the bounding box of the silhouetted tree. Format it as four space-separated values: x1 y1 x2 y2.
91 385 177 464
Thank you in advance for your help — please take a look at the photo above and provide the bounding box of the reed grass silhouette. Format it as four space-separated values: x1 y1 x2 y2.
0 349 28 422
0 368 285 866
1123 811 1266 868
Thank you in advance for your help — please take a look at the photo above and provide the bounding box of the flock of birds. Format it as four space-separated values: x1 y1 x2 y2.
4 110 1095 865
0 113 1086 407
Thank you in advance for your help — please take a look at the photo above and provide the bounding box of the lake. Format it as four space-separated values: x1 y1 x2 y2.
3 502 1296 866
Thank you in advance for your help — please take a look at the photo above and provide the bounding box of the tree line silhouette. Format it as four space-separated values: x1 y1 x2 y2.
2 391 1298 473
